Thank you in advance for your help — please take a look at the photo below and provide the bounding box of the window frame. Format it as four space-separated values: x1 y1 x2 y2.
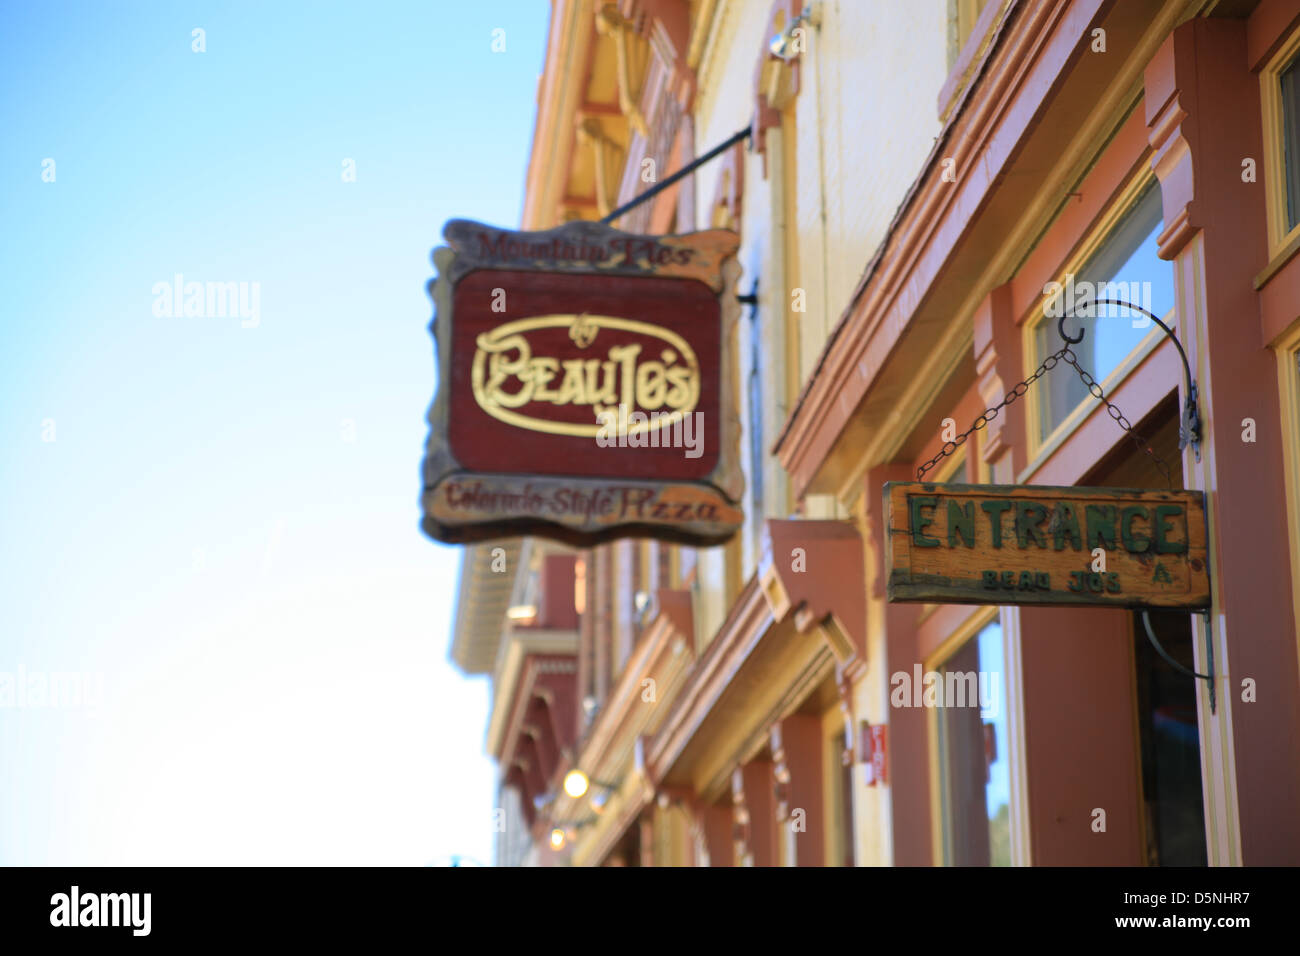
1276 323 1300 667
1261 27 1300 259
1021 167 1172 464
924 605 1001 866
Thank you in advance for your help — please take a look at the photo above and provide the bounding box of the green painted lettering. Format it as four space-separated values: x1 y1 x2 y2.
1121 505 1151 553
1086 505 1117 550
910 496 939 547
1053 502 1082 551
1153 504 1187 554
948 500 975 548
1016 502 1048 548
981 500 1013 548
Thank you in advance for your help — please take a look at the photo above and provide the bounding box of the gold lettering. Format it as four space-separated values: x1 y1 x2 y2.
635 361 667 409
528 357 561 402
554 360 587 405
470 314 702 437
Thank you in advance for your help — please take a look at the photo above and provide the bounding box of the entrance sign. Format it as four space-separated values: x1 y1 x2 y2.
421 219 744 547
884 483 1210 609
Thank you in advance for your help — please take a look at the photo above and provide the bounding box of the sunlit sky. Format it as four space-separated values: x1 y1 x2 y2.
0 0 548 865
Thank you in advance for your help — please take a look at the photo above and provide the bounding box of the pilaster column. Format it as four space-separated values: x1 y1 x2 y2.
1145 17 1300 865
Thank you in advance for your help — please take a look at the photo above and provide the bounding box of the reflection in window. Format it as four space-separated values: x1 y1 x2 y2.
936 617 1010 866
1036 181 1174 437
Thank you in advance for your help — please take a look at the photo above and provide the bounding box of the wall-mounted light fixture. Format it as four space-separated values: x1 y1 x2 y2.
562 769 620 800
547 815 598 851
768 4 819 61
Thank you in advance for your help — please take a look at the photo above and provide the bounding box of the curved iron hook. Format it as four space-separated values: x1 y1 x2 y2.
1057 312 1085 345
1058 297 1201 455
1141 610 1215 714
1059 299 1193 404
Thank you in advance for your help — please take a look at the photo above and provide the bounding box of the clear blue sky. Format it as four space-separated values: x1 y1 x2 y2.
0 0 548 865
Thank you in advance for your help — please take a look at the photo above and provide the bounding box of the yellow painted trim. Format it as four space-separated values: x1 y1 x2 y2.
1260 28 1300 257
1275 319 1300 678
686 0 719 70
781 102 802 425
932 446 968 484
1022 166 1170 459
820 700 851 867
999 607 1032 864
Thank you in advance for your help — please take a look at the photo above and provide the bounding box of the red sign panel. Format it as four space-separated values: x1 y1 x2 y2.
421 220 744 546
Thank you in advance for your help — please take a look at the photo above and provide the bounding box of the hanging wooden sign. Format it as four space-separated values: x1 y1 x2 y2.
883 482 1210 609
420 219 744 547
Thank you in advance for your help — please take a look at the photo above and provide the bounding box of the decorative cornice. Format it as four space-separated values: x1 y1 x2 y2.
524 0 598 230
596 3 651 139
576 117 624 218
1144 27 1198 260
486 630 579 759
644 573 772 785
757 518 867 666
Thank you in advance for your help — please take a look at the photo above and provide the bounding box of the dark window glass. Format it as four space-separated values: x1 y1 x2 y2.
1133 610 1208 866
1282 55 1300 231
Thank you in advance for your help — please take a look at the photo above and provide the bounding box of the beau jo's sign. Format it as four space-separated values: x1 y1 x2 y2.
884 483 1210 609
421 219 744 546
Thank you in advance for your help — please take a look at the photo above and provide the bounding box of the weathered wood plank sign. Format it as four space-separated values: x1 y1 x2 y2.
884 482 1210 609
420 219 744 547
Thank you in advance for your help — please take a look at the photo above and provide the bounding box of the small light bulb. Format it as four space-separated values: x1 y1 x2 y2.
563 769 590 798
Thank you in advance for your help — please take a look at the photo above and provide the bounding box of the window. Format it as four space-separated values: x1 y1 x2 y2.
932 446 967 484
1034 179 1174 438
1280 54 1300 233
935 616 1011 866
1262 31 1300 253
1279 340 1300 665
1133 610 1207 865
827 726 855 867
948 0 989 69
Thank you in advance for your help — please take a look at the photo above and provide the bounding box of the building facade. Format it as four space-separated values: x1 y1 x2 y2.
446 0 1300 866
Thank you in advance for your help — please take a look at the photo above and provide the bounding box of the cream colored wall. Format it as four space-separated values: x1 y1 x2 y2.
692 0 951 553
685 0 952 864
792 0 950 384
855 503 894 866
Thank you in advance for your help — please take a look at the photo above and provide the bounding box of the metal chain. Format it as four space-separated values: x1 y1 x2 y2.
916 346 1175 490
1059 347 1174 490
916 346 1069 481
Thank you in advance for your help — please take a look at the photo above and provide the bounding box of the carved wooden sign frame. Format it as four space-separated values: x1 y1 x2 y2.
421 219 745 547
884 482 1211 609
